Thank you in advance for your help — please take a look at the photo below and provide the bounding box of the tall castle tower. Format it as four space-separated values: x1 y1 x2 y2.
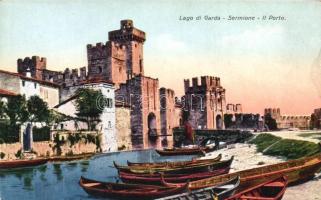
184 76 226 130
87 20 145 87
17 56 47 80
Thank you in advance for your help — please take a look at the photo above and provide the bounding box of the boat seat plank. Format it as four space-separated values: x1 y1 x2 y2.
84 183 100 187
264 182 284 187
240 195 275 200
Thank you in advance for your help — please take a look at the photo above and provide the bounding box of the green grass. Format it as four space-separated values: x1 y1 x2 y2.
249 133 282 152
250 133 321 160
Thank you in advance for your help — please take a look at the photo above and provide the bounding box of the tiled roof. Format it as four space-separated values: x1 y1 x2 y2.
0 69 60 88
54 94 79 108
0 88 18 97
80 78 114 85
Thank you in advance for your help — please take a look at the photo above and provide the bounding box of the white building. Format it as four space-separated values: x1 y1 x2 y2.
54 80 117 152
0 69 60 108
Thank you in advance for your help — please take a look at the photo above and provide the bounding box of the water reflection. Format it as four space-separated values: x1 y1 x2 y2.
53 163 63 181
0 149 196 200
80 161 90 173
23 176 33 190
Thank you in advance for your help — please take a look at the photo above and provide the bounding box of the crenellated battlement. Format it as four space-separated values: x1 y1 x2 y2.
108 19 146 43
17 56 47 80
184 76 222 93
42 66 87 87
160 87 175 98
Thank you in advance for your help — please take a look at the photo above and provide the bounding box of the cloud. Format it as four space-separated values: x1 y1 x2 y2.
152 33 187 52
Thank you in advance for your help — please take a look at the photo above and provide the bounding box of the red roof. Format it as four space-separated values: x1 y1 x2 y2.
0 88 18 97
0 69 60 88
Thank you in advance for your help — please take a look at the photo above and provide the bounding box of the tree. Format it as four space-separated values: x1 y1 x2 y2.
27 95 50 124
5 95 29 127
264 113 278 131
75 88 105 131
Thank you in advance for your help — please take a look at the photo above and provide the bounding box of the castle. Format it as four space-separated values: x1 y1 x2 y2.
264 108 311 129
14 19 241 149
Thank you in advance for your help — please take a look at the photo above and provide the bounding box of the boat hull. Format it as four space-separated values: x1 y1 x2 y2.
155 147 211 156
226 176 288 200
79 176 188 200
127 154 222 168
0 158 48 169
120 167 230 185
116 156 233 175
187 153 321 191
155 176 240 200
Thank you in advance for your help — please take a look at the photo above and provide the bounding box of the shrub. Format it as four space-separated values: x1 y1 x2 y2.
15 149 23 159
0 152 5 159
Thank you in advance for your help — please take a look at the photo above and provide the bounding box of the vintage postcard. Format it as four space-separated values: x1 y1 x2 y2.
0 0 320 199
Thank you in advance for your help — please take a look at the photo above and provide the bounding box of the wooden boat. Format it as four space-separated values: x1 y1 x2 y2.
170 153 321 191
119 166 230 185
155 176 240 200
79 176 189 200
127 154 222 167
155 147 212 156
48 153 94 162
226 176 288 200
115 156 234 175
0 158 48 169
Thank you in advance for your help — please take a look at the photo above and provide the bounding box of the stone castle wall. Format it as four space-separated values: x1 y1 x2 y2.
116 75 161 149
115 106 132 150
160 88 176 147
184 76 226 130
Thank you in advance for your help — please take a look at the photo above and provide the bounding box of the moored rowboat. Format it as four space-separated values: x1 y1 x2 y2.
127 154 222 167
119 166 230 185
0 158 48 169
167 153 321 191
48 153 94 162
226 176 288 200
155 176 240 200
79 176 189 200
155 147 212 156
115 156 234 175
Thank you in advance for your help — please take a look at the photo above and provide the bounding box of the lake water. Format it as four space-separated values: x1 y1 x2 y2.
0 150 196 200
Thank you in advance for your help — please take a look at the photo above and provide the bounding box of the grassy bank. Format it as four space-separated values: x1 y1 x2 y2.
249 133 321 159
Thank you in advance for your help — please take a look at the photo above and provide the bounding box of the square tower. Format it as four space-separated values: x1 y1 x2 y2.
87 20 145 87
183 76 226 130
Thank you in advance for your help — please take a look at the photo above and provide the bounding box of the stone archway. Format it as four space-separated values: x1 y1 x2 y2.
216 115 223 130
147 112 157 147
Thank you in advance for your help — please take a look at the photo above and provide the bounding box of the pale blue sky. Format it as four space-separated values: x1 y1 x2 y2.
0 0 320 114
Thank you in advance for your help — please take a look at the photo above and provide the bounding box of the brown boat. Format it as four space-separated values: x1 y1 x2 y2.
127 154 222 167
0 158 48 169
48 153 94 162
119 165 230 185
79 176 189 200
114 156 234 175
156 176 240 200
226 176 288 200
168 153 321 191
155 147 212 156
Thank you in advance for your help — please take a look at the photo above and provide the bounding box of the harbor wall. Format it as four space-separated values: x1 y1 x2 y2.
173 128 253 147
0 141 97 160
